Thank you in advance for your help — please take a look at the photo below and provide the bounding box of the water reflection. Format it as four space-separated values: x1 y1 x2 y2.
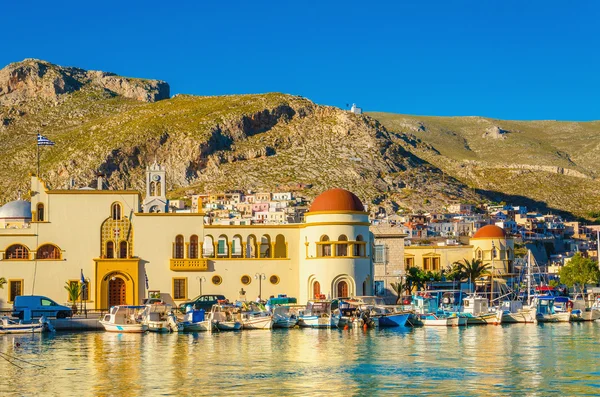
1 324 600 395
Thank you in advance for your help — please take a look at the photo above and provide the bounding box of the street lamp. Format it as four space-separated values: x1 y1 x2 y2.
255 273 266 300
196 276 206 296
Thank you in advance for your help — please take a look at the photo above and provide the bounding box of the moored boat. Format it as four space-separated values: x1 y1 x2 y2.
500 301 536 323
461 295 502 325
534 296 571 323
0 316 52 334
412 313 460 327
208 304 242 331
297 300 339 329
99 305 148 333
271 305 300 329
181 308 214 332
143 303 181 333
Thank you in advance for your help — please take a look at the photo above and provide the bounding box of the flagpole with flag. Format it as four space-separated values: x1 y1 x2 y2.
36 133 55 176
80 269 86 317
145 271 150 298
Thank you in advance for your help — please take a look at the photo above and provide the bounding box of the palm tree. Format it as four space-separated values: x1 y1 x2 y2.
406 267 427 292
454 258 490 293
0 277 6 289
64 281 81 314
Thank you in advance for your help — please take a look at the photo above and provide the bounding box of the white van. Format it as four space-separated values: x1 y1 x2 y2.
12 295 73 319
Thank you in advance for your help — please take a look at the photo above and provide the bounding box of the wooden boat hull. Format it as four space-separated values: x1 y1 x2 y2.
298 316 337 328
570 309 600 322
215 321 242 331
376 313 410 327
413 315 459 327
182 320 214 332
0 323 46 334
242 317 273 330
536 312 571 323
99 321 148 333
465 312 502 325
502 310 536 324
272 318 298 328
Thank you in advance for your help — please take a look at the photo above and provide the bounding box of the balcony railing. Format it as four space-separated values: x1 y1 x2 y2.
170 258 209 271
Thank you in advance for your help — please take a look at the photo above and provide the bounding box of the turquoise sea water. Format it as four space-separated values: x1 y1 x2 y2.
1 323 600 396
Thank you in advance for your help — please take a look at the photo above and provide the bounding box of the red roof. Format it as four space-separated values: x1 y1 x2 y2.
309 188 365 212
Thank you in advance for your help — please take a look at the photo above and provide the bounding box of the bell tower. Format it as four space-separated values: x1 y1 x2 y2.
143 162 167 213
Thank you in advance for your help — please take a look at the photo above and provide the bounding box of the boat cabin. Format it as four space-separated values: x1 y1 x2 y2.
462 295 489 316
536 296 557 315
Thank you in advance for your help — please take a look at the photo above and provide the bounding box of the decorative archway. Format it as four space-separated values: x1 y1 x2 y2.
332 275 355 298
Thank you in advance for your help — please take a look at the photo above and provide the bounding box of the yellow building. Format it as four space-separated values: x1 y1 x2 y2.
0 170 373 309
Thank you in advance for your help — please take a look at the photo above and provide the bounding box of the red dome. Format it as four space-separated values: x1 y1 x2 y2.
472 225 506 239
309 189 365 213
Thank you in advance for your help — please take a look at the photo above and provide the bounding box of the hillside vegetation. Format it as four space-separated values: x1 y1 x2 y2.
369 112 600 219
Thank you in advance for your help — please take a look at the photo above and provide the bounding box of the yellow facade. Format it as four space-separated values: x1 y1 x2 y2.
0 176 373 308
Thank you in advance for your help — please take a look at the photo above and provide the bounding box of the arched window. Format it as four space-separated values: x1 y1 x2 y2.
337 281 349 298
156 182 162 196
476 249 483 260
203 236 215 258
174 235 184 259
106 241 114 259
111 203 122 221
354 235 365 257
37 244 60 260
36 203 44 222
5 244 29 260
217 235 229 257
189 235 199 259
336 235 348 257
246 235 257 258
231 235 242 258
150 181 156 197
260 235 271 258
274 234 286 258
318 235 331 257
313 281 321 299
119 241 128 259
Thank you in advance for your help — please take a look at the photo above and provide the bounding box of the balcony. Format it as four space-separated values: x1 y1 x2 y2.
170 258 209 272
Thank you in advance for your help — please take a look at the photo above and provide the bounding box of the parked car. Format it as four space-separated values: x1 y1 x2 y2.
11 295 73 319
178 294 226 314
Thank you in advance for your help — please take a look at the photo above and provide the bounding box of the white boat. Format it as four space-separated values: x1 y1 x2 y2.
297 300 339 329
99 305 148 333
208 304 242 331
143 304 181 333
181 308 214 332
0 316 52 334
462 295 502 325
242 311 272 330
412 313 460 327
271 305 300 329
533 296 571 323
500 301 537 323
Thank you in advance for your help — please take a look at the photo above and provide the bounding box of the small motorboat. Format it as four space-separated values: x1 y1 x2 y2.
143 303 181 333
181 308 214 332
534 296 571 323
0 316 53 334
208 304 242 331
99 305 148 333
271 305 300 329
412 313 460 327
242 311 272 330
499 300 536 324
297 300 339 329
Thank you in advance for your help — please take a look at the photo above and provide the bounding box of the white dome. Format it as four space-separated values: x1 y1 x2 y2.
0 200 32 219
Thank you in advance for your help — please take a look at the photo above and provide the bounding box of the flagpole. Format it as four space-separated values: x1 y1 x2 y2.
36 134 40 177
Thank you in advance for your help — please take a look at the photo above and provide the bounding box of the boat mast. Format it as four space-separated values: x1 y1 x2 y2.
526 250 532 306
490 241 495 305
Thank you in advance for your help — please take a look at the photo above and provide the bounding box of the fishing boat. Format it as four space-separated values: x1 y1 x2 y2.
267 296 299 329
553 297 600 322
352 296 411 327
181 308 215 332
336 299 372 329
241 311 273 330
0 316 53 334
499 300 536 323
99 305 148 333
533 296 571 323
208 304 242 331
412 293 461 327
461 295 502 325
271 305 300 329
143 303 182 333
297 300 339 329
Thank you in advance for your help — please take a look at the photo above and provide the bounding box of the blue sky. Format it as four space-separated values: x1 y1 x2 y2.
2 1 598 120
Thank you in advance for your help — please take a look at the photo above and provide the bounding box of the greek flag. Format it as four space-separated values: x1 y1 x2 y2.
37 133 55 146
145 272 149 290
80 269 86 288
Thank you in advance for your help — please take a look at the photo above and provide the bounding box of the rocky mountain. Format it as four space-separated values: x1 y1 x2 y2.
0 59 597 220
0 59 479 216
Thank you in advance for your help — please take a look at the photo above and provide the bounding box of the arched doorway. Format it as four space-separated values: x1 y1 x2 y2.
313 281 321 299
337 281 348 298
108 277 126 307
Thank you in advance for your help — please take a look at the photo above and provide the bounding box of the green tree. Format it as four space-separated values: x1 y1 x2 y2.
64 281 81 314
390 280 406 304
406 267 427 292
558 253 600 294
0 277 6 289
445 263 464 282
454 258 490 292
